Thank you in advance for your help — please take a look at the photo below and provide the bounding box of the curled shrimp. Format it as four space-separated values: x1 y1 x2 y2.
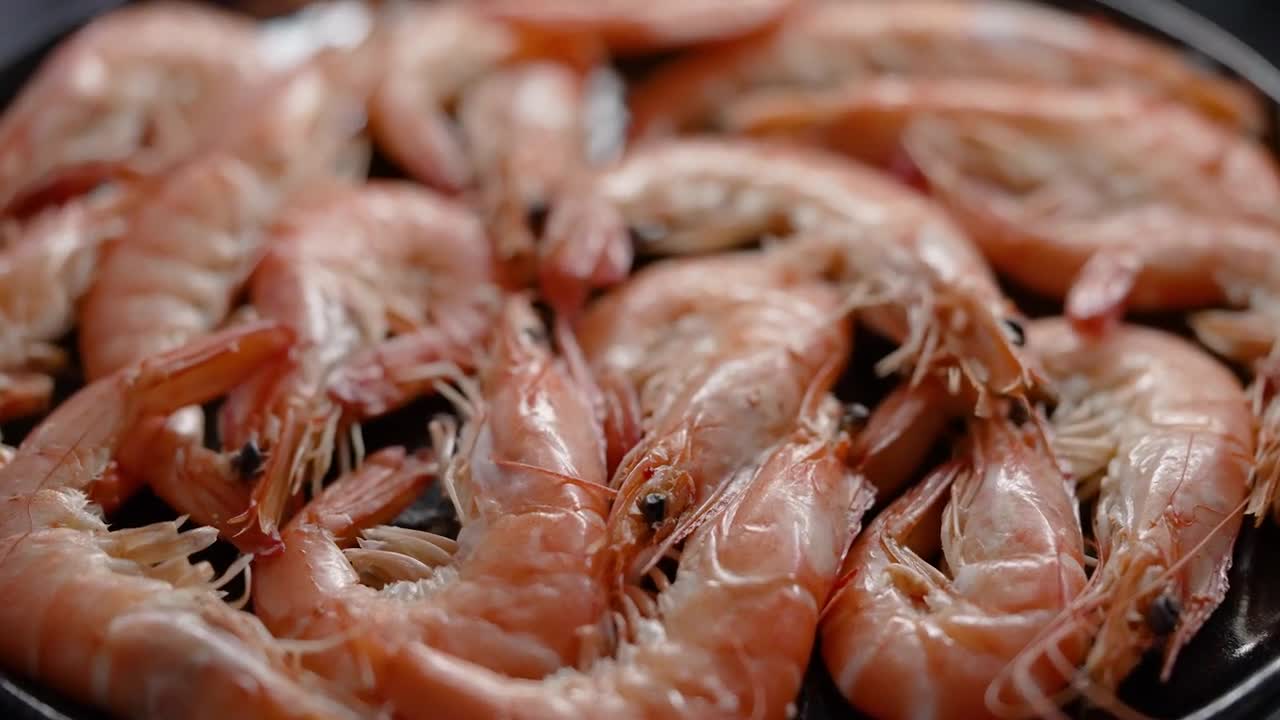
252 296 613 701
822 413 1087 720
628 0 1261 140
472 0 798 54
987 319 1253 718
544 138 1042 411
129 181 499 553
574 250 852 586
0 321 369 720
366 405 873 720
0 2 263 216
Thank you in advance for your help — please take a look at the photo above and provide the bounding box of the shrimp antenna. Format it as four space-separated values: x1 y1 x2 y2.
491 459 618 499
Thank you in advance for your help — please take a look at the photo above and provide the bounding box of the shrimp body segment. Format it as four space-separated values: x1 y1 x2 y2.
549 138 1040 409
0 2 263 215
0 323 368 720
253 297 612 701
822 416 1087 720
628 0 1261 139
999 320 1253 712
375 410 873 720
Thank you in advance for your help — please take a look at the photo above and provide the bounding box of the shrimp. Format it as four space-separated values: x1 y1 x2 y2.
168 181 499 552
0 195 123 420
78 56 369 380
544 138 1041 411
988 319 1252 718
822 413 1087 720
252 296 613 700
0 321 370 720
473 0 798 54
457 62 621 285
368 405 873 720
628 0 1262 139
573 250 852 587
0 2 263 216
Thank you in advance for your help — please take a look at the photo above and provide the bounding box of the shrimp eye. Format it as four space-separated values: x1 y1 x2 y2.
526 200 550 237
640 492 667 527
1002 318 1026 347
1146 594 1181 636
1007 400 1030 427
230 440 265 479
840 403 871 433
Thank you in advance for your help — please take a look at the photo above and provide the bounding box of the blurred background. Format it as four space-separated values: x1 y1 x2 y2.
2 1 1279 72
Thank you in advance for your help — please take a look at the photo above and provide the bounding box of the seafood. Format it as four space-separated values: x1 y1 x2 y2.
990 319 1252 717
575 250 852 584
628 0 1262 139
369 406 873 720
822 414 1087 720
199 180 497 551
253 296 613 696
0 195 123 420
0 2 263 215
545 138 1041 410
473 0 798 53
0 321 369 720
78 57 369 380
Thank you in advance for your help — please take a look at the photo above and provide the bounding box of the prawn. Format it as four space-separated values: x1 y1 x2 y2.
252 296 613 700
0 321 370 720
368 403 874 720
822 413 1087 720
210 180 499 550
628 0 1261 139
988 319 1253 718
0 2 263 216
472 0 798 54
574 250 852 586
543 138 1042 412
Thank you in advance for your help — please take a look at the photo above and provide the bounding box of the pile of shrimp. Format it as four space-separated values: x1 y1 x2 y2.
0 0 1274 718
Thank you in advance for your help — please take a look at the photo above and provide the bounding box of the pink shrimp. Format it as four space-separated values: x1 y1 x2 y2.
473 0 798 54
987 319 1253 718
0 321 372 720
822 413 1087 720
0 2 263 216
368 406 873 720
252 296 613 702
215 180 499 550
628 0 1261 140
544 138 1042 411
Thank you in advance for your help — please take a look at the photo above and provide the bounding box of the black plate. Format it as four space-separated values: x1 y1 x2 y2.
3 1 1280 719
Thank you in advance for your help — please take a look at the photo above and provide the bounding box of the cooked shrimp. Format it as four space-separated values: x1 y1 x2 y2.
574 250 852 586
0 2 263 215
0 322 369 720
628 0 1262 139
473 0 798 54
189 181 499 551
545 138 1041 411
988 319 1252 718
458 61 619 284
253 296 613 699
78 56 369 380
369 405 873 720
0 194 123 420
822 413 1087 720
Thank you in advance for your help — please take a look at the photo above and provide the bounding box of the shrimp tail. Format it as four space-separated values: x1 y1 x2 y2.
1065 249 1143 336
539 186 632 318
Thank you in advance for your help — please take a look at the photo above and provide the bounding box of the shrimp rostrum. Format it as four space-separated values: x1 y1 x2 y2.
0 321 371 720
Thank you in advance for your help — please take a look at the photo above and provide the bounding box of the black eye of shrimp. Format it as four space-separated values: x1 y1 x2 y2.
1002 318 1026 347
640 492 667 527
840 403 870 433
1007 400 1030 427
1146 594 1181 636
526 200 550 237
230 440 265 479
